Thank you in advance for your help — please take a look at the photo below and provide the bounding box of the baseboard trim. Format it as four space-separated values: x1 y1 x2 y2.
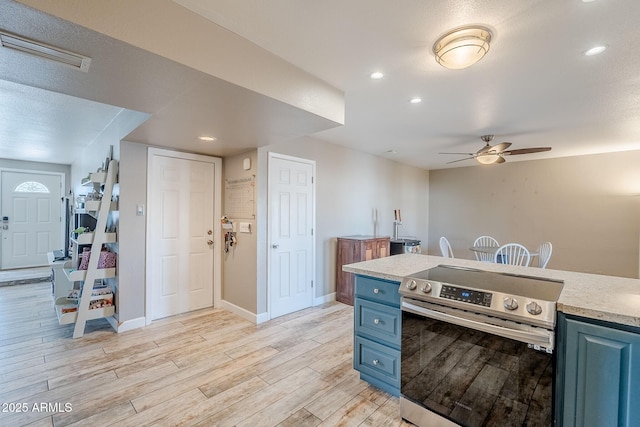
108 315 146 333
256 311 270 324
221 300 263 324
315 292 336 306
221 296 335 325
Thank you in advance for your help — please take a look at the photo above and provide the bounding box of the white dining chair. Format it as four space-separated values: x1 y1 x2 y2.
439 236 454 258
473 235 499 262
494 243 531 266
536 242 553 268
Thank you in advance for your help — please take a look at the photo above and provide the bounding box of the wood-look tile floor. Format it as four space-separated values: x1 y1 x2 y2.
0 281 412 427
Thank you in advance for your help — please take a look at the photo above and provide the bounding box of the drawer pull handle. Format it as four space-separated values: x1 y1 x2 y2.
373 288 380 294
372 359 380 366
373 318 380 325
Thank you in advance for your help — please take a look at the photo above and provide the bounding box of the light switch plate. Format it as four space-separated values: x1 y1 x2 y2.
136 204 145 216
239 222 251 233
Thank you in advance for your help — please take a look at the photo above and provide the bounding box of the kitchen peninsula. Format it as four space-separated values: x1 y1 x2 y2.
343 253 640 426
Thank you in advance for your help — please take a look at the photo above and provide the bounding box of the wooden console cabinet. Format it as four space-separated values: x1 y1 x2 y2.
336 235 390 305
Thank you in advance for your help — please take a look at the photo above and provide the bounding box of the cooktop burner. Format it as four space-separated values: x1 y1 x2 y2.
400 265 564 328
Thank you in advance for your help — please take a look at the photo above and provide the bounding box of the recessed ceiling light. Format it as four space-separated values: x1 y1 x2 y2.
386 149 397 154
585 45 606 56
370 71 384 80
410 97 422 104
581 0 596 3
198 136 216 142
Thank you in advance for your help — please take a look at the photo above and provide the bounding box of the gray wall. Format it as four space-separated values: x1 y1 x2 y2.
428 150 640 278
222 150 258 313
117 141 148 321
256 136 430 316
0 158 70 194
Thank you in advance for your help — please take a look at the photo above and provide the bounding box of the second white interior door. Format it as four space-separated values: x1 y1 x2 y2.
268 154 315 319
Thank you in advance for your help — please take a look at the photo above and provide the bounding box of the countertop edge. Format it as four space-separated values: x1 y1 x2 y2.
343 254 640 328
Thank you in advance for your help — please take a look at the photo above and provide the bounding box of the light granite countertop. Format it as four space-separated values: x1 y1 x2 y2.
343 253 640 328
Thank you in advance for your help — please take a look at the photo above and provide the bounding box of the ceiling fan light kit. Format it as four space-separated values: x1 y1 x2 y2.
433 25 492 70
476 153 502 164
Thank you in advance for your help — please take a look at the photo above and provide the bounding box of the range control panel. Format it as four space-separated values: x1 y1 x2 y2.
440 285 492 307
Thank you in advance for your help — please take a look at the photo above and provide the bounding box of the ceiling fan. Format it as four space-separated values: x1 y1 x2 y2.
440 135 552 165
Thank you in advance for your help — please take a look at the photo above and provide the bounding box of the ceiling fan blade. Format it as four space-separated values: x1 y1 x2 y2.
495 156 506 164
502 147 552 156
446 157 474 164
477 144 492 154
492 142 512 153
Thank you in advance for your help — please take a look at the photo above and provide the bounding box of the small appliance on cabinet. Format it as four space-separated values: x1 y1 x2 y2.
390 239 421 255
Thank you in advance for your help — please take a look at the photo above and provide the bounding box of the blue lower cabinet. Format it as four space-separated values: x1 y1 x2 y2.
353 275 401 396
354 336 400 395
557 313 640 427
354 298 401 348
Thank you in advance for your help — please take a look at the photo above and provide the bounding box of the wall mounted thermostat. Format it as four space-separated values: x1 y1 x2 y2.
243 158 251 170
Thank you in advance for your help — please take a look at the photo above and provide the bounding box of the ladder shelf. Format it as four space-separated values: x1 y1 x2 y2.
54 159 118 338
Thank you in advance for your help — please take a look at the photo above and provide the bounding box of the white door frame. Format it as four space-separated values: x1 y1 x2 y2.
266 152 316 319
145 148 222 324
0 167 66 269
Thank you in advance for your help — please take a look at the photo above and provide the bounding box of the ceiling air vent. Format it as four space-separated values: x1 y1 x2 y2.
0 31 91 72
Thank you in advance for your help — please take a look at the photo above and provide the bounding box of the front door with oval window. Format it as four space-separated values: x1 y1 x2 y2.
1 170 62 269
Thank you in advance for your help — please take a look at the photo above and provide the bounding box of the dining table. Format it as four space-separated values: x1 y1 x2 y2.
469 245 540 265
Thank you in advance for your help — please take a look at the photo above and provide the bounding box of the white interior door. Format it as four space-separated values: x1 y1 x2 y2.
268 154 315 319
147 150 219 320
1 170 62 269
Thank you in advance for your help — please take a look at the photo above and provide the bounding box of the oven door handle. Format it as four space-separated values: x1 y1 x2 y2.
402 301 554 349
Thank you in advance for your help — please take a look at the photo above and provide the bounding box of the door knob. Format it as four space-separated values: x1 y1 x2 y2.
207 230 213 235
207 240 214 246
272 244 279 249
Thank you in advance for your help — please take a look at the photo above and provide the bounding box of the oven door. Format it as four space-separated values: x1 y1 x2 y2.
400 298 555 427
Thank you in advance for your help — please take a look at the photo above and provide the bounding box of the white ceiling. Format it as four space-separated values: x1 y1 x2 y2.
1 0 640 169
0 0 339 165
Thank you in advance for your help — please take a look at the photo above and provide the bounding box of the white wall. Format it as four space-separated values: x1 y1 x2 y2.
428 150 640 278
256 136 429 316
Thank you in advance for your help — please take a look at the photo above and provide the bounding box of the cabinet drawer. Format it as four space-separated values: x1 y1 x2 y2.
354 275 400 307
354 336 400 388
355 299 401 348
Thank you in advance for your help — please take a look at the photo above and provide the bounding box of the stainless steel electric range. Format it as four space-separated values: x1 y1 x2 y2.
399 265 564 427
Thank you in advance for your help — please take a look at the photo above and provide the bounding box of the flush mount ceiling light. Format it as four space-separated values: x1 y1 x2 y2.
0 31 91 72
370 71 384 80
433 25 492 70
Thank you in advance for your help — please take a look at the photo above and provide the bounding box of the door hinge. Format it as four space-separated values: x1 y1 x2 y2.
311 280 314 288
311 176 314 184
311 228 314 236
